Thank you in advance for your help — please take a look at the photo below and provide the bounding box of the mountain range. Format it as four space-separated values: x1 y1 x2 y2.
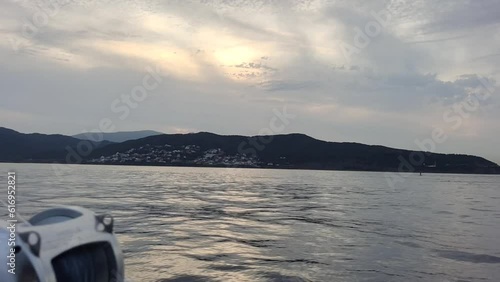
1 127 498 174
0 127 111 162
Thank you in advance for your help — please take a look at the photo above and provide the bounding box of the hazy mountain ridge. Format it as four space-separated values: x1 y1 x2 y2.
73 130 163 143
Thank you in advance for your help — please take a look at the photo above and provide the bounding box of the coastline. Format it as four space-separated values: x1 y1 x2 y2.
2 160 499 175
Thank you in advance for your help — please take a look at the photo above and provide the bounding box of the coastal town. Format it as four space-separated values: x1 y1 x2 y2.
88 143 261 167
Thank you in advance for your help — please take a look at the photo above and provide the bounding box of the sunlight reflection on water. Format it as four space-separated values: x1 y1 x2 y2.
1 164 499 281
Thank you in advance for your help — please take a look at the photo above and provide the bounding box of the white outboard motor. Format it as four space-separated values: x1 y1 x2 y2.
0 207 124 282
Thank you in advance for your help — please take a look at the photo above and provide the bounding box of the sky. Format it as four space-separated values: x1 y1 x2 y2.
1 0 499 164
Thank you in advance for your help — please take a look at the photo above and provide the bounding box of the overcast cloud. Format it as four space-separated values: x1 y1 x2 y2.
1 0 499 164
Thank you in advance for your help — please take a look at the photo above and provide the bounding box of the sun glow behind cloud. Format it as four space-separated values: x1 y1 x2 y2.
214 45 259 66
80 12 284 82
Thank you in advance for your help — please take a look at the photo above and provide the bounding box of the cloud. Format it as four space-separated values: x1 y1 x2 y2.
0 0 499 163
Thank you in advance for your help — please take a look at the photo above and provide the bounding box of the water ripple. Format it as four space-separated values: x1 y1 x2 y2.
1 164 500 282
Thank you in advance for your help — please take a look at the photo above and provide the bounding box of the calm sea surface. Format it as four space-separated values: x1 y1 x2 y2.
1 163 499 282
